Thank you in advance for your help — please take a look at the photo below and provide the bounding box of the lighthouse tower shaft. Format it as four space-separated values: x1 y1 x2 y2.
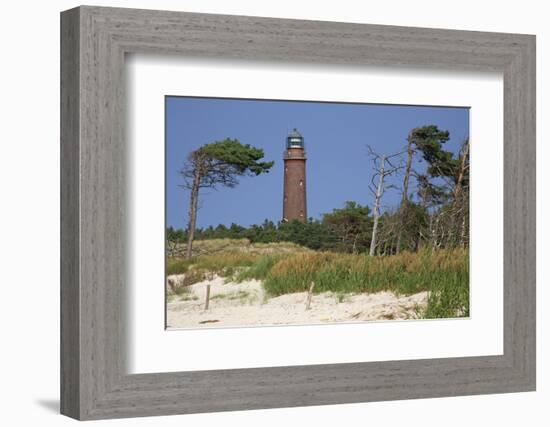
283 130 307 222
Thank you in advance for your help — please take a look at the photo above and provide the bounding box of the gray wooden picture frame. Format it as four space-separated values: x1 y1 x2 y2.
60 5 536 420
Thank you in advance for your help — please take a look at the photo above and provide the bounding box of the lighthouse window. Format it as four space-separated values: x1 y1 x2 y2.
299 180 303 187
288 137 303 148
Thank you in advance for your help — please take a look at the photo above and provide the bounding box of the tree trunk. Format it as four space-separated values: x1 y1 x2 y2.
431 213 440 252
370 156 385 256
458 187 469 248
453 140 469 202
396 133 414 254
185 169 201 259
453 139 469 248
460 211 467 248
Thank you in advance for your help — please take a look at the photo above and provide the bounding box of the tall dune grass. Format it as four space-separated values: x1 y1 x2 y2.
261 249 469 317
167 244 469 318
167 239 309 277
235 254 292 282
167 251 258 277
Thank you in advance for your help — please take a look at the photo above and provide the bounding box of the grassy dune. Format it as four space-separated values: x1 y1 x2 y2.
260 249 468 318
167 238 310 276
167 239 469 319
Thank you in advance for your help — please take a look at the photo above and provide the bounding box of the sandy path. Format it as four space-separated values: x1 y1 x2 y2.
167 276 428 329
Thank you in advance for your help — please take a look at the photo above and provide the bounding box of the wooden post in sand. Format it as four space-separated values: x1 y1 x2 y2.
305 281 315 310
204 284 211 310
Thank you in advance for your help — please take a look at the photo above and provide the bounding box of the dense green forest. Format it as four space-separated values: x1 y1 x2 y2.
167 197 462 255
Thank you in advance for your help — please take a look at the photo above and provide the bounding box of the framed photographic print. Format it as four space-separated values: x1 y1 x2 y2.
163 98 471 331
61 5 536 420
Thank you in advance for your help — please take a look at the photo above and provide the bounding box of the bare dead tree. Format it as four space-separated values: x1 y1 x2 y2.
375 208 401 255
454 138 470 247
396 130 415 253
367 146 404 256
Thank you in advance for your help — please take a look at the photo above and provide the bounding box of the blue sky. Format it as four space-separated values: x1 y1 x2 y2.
166 96 469 230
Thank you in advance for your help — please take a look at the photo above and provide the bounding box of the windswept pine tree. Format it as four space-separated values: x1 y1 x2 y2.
180 138 274 258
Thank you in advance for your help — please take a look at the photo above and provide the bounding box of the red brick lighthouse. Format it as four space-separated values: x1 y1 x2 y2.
283 128 307 222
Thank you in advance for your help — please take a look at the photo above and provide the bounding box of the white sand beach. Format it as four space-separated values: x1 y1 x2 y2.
166 275 428 329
